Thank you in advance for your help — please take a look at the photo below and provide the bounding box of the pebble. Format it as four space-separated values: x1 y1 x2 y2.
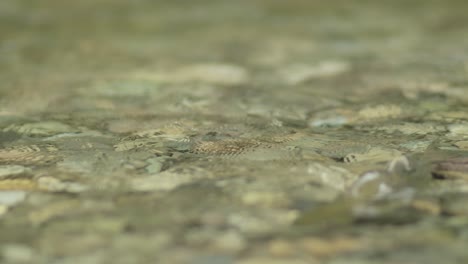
131 166 211 191
307 163 358 191
1 244 34 263
399 140 432 152
432 158 468 180
411 199 441 215
0 179 38 191
145 157 167 174
212 231 246 253
191 255 234 264
28 199 81 226
57 155 102 174
0 165 31 179
280 61 350 85
200 212 227 228
441 194 468 216
448 123 468 137
228 210 298 235
179 64 249 85
37 177 89 193
349 171 396 200
300 237 363 258
386 155 411 173
357 104 402 120
307 109 353 128
309 115 348 127
0 191 26 206
454 141 468 149
227 214 273 235
0 205 7 216
241 191 289 207
343 148 402 164
268 239 296 257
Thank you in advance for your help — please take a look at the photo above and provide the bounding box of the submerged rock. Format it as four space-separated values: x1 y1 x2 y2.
0 165 32 179
432 158 468 180
4 121 78 137
131 166 212 191
280 61 350 85
0 191 27 206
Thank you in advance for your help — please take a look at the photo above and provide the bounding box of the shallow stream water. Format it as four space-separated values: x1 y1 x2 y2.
1 1 468 263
